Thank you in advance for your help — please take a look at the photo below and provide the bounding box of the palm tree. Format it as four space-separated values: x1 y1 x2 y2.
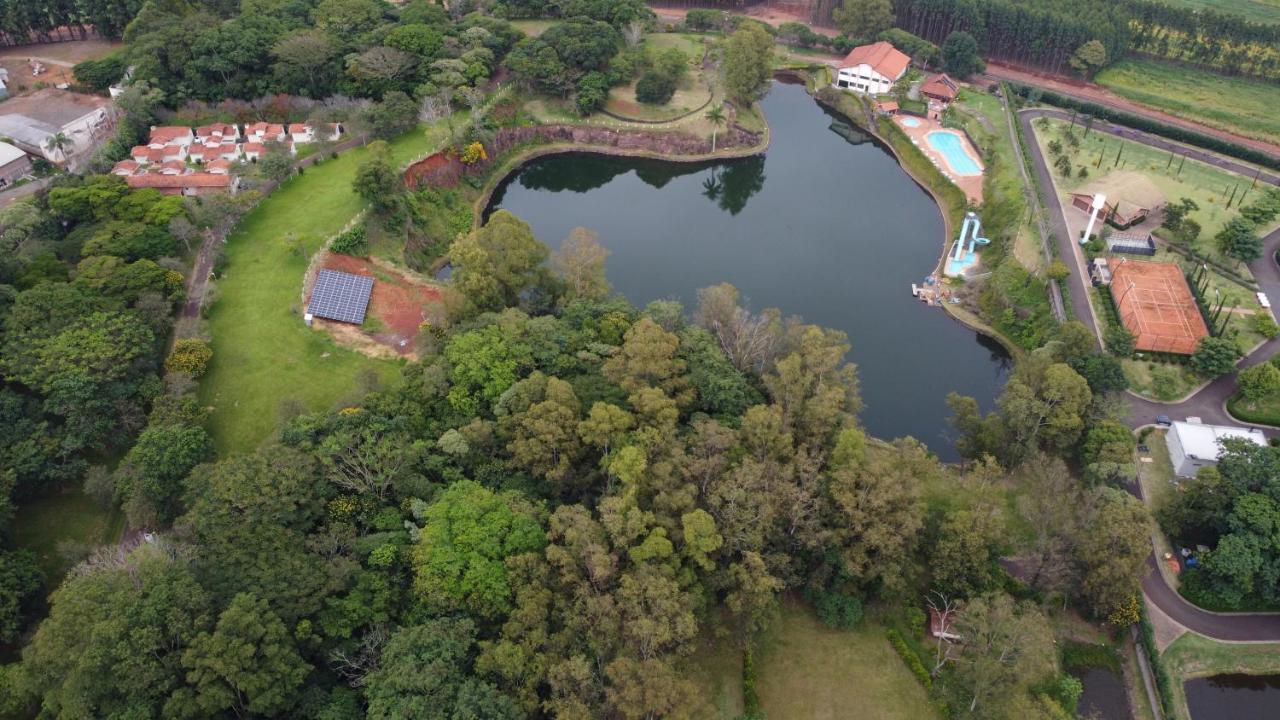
43 132 71 161
705 105 726 153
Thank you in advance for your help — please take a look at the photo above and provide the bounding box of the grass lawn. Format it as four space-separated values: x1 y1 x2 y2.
646 32 710 59
12 490 123 582
689 597 939 720
1122 358 1202 402
604 72 713 122
1096 59 1280 145
1227 389 1280 425
1138 431 1183 590
198 124 451 456
1139 0 1280 25
1032 118 1262 268
509 19 556 36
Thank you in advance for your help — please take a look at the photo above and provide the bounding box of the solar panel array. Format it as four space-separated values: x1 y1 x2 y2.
307 269 374 325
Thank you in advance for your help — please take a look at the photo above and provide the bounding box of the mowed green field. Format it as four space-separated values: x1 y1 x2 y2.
199 124 450 456
688 598 939 719
1150 0 1280 24
1096 59 1280 145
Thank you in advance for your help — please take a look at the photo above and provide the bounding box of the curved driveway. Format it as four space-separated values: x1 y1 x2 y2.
1020 107 1280 640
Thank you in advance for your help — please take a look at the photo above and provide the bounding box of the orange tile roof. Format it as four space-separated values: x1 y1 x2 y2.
130 145 164 162
921 73 959 101
840 41 911 80
196 122 237 138
206 159 234 173
288 123 308 134
125 172 231 189
149 126 192 144
111 160 139 175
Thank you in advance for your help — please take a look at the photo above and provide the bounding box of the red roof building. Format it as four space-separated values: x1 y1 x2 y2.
834 41 911 95
921 73 960 103
195 122 239 142
148 126 194 147
111 160 139 176
205 158 234 174
125 172 237 196
130 145 165 164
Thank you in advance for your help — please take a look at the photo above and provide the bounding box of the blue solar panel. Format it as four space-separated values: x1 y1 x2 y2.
307 269 374 325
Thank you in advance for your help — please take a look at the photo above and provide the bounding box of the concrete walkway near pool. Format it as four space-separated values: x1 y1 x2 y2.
893 114 984 204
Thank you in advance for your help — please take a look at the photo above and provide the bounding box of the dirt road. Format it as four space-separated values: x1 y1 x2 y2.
983 61 1280 161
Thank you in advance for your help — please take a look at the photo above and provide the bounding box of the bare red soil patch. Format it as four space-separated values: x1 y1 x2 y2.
316 253 446 357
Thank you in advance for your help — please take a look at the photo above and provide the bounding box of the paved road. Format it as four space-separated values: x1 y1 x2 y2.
0 177 50 208
1016 109 1103 335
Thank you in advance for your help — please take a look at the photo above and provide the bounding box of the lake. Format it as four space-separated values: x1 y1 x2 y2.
1185 673 1280 720
490 80 1011 457
1072 667 1131 720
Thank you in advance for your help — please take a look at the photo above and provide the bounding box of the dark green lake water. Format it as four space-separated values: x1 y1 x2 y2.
490 81 1010 457
1186 674 1280 720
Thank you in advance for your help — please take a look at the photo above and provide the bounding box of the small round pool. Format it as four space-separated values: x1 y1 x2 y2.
926 131 982 175
900 117 921 128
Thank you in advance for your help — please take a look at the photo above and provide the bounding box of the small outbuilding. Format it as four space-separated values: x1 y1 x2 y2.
306 269 374 325
1165 420 1267 478
0 141 32 186
1089 258 1111 286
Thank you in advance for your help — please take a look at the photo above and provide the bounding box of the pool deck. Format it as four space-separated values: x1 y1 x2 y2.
892 115 984 205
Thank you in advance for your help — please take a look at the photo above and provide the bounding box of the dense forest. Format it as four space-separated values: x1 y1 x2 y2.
892 0 1279 80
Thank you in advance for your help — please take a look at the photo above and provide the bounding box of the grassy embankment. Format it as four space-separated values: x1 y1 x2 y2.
1096 59 1280 146
1161 633 1280 720
687 597 939 719
199 124 452 456
952 88 1044 272
1227 383 1280 425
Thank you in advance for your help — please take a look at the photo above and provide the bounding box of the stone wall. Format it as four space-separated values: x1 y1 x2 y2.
404 122 763 190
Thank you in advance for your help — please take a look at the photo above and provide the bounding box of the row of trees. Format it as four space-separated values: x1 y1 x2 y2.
891 0 1130 76
0 0 142 45
1124 0 1280 81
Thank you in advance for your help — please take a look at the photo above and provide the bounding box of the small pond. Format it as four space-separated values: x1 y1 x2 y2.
1185 673 1280 720
1072 667 1131 720
489 80 1011 457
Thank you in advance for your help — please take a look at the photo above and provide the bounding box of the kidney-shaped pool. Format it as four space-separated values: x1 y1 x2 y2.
489 80 1010 458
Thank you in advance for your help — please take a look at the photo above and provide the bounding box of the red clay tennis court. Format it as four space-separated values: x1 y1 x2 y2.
1110 260 1209 355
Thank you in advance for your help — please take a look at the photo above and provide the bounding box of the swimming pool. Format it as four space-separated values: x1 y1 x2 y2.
926 131 982 175
900 117 921 128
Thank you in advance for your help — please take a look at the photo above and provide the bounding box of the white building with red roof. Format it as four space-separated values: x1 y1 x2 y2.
288 123 313 143
126 172 238 196
156 159 188 175
147 126 194 149
111 159 140 176
205 158 234 174
245 122 286 143
834 41 911 95
131 144 186 163
195 122 240 144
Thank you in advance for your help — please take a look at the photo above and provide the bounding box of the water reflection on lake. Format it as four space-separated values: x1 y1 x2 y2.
490 81 1012 458
1185 673 1280 720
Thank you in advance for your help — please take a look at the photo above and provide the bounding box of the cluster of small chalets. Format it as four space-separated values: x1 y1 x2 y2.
111 121 341 195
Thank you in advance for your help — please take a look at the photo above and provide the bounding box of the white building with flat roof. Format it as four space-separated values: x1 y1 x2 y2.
1166 420 1267 478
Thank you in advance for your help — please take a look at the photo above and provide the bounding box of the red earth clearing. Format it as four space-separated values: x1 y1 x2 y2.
316 253 446 357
